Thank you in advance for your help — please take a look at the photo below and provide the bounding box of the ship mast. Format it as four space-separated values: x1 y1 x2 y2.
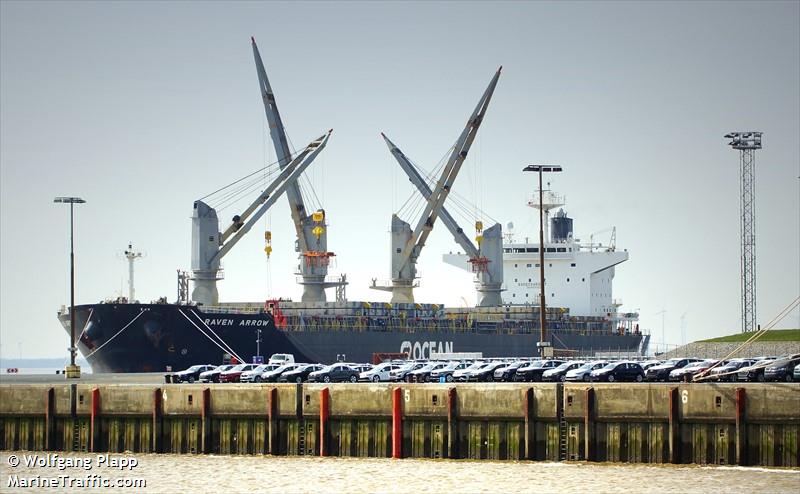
123 243 143 302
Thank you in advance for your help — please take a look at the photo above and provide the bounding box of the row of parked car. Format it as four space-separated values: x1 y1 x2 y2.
169 353 800 384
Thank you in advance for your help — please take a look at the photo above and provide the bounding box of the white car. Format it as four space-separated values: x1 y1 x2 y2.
240 363 279 383
360 362 402 382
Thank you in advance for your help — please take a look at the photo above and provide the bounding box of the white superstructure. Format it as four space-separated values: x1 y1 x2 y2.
443 187 633 320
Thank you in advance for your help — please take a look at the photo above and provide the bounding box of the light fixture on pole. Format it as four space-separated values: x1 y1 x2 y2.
54 196 86 378
522 164 563 357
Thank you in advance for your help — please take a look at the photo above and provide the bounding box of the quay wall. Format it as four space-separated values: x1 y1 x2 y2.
0 383 797 467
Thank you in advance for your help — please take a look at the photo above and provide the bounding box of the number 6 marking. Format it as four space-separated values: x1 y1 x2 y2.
681 390 688 404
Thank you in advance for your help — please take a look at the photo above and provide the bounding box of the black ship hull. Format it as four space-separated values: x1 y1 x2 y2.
59 302 645 373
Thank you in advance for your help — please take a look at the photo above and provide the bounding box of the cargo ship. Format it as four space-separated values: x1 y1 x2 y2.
57 38 648 372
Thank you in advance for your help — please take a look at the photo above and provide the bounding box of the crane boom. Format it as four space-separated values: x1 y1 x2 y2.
395 67 501 274
381 133 480 259
252 37 309 252
214 131 331 262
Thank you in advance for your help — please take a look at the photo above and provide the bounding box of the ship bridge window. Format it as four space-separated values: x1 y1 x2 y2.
526 263 532 268
557 248 566 252
514 263 518 268
571 263 576 267
526 248 538 252
514 248 525 253
546 248 556 252
504 248 511 253
567 278 570 282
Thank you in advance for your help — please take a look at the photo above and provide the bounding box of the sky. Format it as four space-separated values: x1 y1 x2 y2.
1 1 798 359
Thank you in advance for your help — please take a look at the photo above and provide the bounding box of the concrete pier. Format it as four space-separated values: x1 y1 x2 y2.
0 383 797 467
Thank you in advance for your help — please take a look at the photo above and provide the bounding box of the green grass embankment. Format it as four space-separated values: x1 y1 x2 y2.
700 329 800 343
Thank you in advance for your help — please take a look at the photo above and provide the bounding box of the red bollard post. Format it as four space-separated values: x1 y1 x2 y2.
392 387 403 459
90 387 100 452
320 387 330 457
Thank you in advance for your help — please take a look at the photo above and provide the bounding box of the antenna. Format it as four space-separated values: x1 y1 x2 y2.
724 131 762 332
122 243 145 302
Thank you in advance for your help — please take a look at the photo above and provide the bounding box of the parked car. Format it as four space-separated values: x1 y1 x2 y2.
542 361 585 382
200 364 235 383
360 362 402 382
173 364 217 383
513 360 565 382
389 362 426 382
763 355 799 382
260 363 303 382
308 364 360 383
219 363 258 383
668 359 719 382
346 363 374 374
565 361 607 382
240 364 279 383
707 359 755 382
645 358 702 382
736 358 776 382
794 364 800 382
590 362 645 382
467 361 506 382
407 362 448 382
453 361 487 382
279 364 324 383
493 361 528 382
639 360 663 371
429 361 470 383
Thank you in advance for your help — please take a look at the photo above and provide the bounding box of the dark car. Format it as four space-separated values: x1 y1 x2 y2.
467 362 507 382
279 364 324 383
308 364 360 383
669 359 719 382
513 360 565 382
173 364 216 384
542 361 585 382
707 359 755 382
493 361 527 382
736 358 775 382
199 364 235 383
260 363 303 382
406 362 448 383
219 363 258 383
429 361 470 383
590 362 645 382
644 358 702 382
764 355 799 382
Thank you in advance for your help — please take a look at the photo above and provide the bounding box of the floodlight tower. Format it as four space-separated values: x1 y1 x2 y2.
724 131 762 333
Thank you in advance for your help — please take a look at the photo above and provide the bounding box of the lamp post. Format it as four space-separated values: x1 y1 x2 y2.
54 196 86 378
522 165 562 357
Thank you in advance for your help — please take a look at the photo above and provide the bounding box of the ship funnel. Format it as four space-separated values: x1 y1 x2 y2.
551 208 573 243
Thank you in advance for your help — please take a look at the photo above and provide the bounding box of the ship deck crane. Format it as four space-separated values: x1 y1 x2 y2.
371 67 501 303
191 131 333 306
252 37 345 302
381 133 503 306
